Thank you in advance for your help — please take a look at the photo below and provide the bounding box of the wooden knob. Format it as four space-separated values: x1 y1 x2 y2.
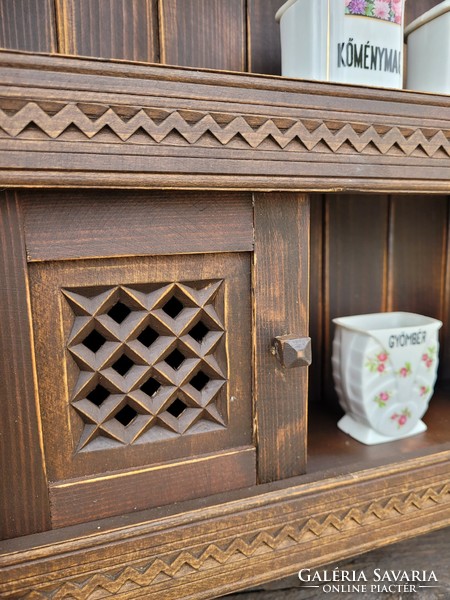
271 335 312 369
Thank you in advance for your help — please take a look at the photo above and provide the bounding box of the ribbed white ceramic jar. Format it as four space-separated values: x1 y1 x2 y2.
332 312 442 444
405 0 450 94
276 0 406 88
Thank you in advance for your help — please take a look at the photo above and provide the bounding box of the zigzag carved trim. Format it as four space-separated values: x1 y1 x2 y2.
20 483 450 599
1 102 450 157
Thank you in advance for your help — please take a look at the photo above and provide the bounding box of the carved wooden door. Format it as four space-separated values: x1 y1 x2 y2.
2 188 309 532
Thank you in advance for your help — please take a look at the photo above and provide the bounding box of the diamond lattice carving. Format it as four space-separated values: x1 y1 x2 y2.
63 281 227 451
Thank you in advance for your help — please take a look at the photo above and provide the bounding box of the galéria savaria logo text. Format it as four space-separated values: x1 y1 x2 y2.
298 568 439 594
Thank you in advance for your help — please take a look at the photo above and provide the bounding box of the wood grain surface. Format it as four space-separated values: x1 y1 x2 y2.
159 0 246 70
55 0 158 61
2 52 450 193
254 193 309 483
323 194 389 403
0 0 56 52
50 447 256 528
247 0 284 75
0 192 51 540
22 190 254 261
225 526 450 599
308 195 324 404
387 196 447 318
405 0 443 25
1 449 449 599
29 251 253 482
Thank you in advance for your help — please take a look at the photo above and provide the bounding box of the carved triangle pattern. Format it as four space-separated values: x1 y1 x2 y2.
19 483 450 599
63 281 227 451
1 102 450 157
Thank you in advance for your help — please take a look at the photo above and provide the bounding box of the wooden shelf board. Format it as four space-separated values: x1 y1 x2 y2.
308 388 450 476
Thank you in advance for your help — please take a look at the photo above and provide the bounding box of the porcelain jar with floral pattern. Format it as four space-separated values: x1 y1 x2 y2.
332 312 442 444
276 0 406 88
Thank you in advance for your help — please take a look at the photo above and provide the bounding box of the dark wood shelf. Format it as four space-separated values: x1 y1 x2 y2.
1 51 450 600
308 389 450 476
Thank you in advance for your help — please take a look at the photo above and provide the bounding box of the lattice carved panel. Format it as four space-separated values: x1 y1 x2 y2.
64 281 227 451
29 252 252 483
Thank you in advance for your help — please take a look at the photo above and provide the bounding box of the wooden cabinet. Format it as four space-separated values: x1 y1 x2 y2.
2 188 308 531
0 50 449 600
0 1 449 598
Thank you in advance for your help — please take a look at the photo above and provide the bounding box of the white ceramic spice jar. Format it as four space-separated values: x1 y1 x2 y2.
405 0 450 94
276 0 406 88
332 312 442 445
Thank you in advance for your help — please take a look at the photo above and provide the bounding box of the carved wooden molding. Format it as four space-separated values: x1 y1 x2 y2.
19 485 450 600
1 51 450 192
2 453 450 599
1 101 450 158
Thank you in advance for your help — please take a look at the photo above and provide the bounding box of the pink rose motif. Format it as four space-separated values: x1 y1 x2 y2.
420 386 429 397
378 353 388 362
391 408 411 428
374 391 391 408
422 353 429 362
378 363 385 373
398 362 411 378
426 359 433 368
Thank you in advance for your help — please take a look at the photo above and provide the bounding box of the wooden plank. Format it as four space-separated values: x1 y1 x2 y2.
405 0 442 25
22 190 254 261
1 51 450 192
227 526 450 598
0 0 56 52
1 451 450 598
309 194 324 404
55 0 158 62
387 196 447 319
254 193 309 483
159 0 246 71
50 447 255 528
442 200 450 385
28 251 253 483
0 191 51 540
247 0 284 75
388 195 448 384
324 194 389 403
308 390 450 475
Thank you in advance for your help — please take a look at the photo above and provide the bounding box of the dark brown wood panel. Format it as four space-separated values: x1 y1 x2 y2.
22 190 254 261
254 193 309 483
0 0 56 52
29 252 253 482
50 447 255 528
388 196 447 319
309 194 324 404
308 389 450 475
1 450 449 599
2 53 450 193
0 191 51 540
159 0 246 70
324 195 389 403
247 0 284 75
388 195 448 383
226 526 450 598
442 206 450 384
405 0 442 25
55 0 158 61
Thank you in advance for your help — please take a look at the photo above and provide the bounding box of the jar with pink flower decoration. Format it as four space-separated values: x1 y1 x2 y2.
276 0 406 88
332 312 442 445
